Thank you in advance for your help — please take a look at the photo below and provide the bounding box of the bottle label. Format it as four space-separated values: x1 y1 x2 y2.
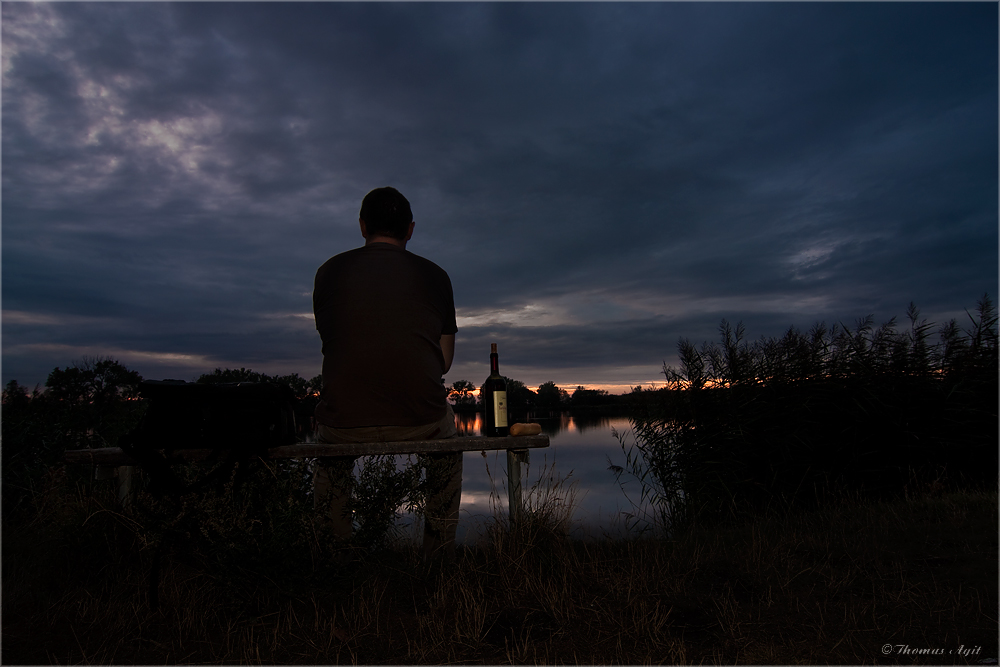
493 391 508 428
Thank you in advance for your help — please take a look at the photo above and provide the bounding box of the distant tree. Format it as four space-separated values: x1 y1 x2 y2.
271 373 311 399
570 385 609 407
502 377 536 410
448 380 477 408
33 358 146 453
2 380 34 407
535 381 568 409
197 368 318 399
197 367 269 384
45 356 142 404
44 366 91 403
45 357 142 403
195 368 320 439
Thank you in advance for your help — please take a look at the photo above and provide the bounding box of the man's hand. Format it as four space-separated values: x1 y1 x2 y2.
440 334 455 374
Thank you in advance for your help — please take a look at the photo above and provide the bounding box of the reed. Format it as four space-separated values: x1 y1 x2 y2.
624 296 999 529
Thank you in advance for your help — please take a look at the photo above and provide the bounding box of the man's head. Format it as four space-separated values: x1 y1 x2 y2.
360 187 413 241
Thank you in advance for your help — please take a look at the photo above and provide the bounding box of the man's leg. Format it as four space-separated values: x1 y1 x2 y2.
313 423 364 540
420 450 463 564
314 404 461 555
313 456 357 540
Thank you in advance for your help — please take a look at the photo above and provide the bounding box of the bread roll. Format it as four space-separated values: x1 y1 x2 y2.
509 422 542 436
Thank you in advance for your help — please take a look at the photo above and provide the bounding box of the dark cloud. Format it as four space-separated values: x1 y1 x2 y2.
3 2 996 392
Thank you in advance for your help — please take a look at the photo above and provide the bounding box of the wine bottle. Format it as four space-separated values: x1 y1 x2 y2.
483 343 509 437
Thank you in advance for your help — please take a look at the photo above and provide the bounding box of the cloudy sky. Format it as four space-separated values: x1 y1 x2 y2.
3 2 997 394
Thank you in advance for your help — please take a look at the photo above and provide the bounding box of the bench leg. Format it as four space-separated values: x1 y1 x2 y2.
506 449 528 525
95 464 135 510
117 465 135 510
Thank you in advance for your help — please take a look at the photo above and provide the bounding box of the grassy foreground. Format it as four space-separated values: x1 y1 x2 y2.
2 475 996 665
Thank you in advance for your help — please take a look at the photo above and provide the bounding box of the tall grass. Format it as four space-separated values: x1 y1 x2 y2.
3 456 996 664
623 296 998 529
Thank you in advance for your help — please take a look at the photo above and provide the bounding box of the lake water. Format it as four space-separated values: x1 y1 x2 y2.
310 410 655 543
448 411 650 544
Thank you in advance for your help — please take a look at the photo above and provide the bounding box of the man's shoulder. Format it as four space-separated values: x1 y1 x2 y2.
403 249 451 278
321 245 368 264
316 244 450 281
315 246 368 277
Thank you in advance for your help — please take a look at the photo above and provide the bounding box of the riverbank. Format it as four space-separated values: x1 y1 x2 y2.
3 482 996 664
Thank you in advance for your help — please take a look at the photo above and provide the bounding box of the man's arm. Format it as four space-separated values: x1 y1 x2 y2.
440 334 455 374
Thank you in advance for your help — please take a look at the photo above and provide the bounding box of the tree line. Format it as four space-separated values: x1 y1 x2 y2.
1 361 324 522
447 378 631 411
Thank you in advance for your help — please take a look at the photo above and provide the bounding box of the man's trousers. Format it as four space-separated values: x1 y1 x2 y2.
313 403 462 562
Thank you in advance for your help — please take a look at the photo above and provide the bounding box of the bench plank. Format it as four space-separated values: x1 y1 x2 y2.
269 434 549 458
63 434 550 466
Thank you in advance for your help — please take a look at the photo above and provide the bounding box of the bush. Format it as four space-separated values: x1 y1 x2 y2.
625 296 999 529
2 359 148 525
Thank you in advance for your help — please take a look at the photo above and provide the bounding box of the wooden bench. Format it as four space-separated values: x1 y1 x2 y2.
63 434 550 523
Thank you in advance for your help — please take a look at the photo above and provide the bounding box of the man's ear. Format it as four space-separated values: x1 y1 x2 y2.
404 220 415 242
359 218 368 239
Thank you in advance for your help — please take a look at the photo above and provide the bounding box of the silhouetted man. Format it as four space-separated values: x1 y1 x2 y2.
312 186 461 562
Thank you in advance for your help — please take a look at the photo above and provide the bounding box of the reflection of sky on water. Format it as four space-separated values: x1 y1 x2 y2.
451 411 651 544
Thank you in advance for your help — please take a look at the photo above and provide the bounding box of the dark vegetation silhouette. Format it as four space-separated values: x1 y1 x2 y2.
2 297 996 663
447 376 542 412
3 357 146 522
2 363 321 523
447 378 477 408
195 367 322 442
448 377 629 416
619 296 999 531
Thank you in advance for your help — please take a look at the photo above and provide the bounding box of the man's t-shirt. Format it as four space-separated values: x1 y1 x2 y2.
313 242 457 428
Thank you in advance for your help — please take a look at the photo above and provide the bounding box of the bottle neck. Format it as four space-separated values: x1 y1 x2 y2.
490 352 500 376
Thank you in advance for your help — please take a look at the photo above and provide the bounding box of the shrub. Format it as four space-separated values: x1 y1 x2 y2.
625 296 999 528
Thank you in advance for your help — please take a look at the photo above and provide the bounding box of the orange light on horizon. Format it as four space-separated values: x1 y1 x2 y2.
455 382 667 396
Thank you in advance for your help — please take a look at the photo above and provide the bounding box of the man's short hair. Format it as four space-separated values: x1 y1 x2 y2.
360 187 412 240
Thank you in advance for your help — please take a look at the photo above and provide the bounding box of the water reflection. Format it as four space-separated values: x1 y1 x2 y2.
454 409 640 542
304 410 643 542
454 409 627 437
454 411 481 436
